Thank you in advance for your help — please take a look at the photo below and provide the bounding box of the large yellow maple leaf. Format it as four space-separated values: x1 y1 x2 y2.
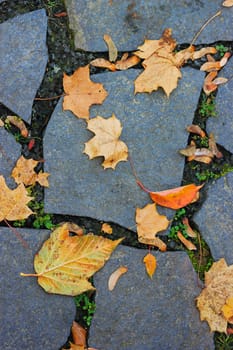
63 65 108 119
21 223 123 296
0 175 33 221
196 258 233 333
84 114 128 169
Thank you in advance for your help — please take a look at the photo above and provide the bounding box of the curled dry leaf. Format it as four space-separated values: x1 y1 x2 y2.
90 58 116 71
101 223 113 234
186 125 206 138
11 155 50 187
136 203 169 251
90 55 140 71
143 252 157 279
197 258 233 333
221 296 233 323
84 114 128 169
201 52 231 72
108 266 128 291
209 133 223 158
71 321 87 347
0 175 34 221
222 0 233 6
63 65 108 119
180 143 214 164
6 115 28 137
103 34 118 62
149 184 203 209
177 231 197 250
21 223 123 296
182 217 197 238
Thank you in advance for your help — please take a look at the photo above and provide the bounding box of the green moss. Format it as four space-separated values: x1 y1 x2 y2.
74 292 96 327
199 95 216 117
215 44 228 57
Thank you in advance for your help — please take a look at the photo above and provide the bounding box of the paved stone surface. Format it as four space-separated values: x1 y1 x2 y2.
0 10 48 122
207 57 233 153
194 173 233 265
65 0 233 51
88 246 214 350
0 227 75 350
0 128 21 187
44 68 204 229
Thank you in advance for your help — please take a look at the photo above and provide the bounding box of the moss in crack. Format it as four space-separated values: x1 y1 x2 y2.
199 94 216 118
74 291 96 327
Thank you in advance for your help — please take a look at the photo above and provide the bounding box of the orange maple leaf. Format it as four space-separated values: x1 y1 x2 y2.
63 65 108 119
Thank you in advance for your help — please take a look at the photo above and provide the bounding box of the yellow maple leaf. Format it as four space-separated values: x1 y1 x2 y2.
0 175 33 221
11 155 50 187
21 223 123 296
84 114 128 169
196 258 233 333
136 203 169 251
63 65 108 120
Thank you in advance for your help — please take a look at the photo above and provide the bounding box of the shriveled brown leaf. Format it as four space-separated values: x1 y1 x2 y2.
201 52 231 72
11 155 50 187
180 143 214 164
222 0 233 6
220 52 231 66
203 71 218 95
186 125 206 137
103 34 118 62
6 115 28 137
63 65 108 119
136 203 169 251
108 266 128 291
191 47 217 60
72 321 87 347
209 133 223 158
115 55 140 70
212 77 228 85
0 175 34 221
90 58 116 71
177 231 197 250
182 217 197 238
84 114 128 169
101 223 113 234
143 252 157 279
197 258 233 333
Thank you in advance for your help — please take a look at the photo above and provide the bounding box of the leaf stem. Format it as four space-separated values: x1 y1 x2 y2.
20 272 38 277
128 153 151 193
4 219 29 249
34 93 66 101
190 10 222 46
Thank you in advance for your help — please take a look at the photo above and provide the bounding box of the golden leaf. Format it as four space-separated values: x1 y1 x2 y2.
101 223 113 234
84 114 128 169
222 296 233 323
0 175 33 221
136 203 169 251
197 258 233 333
63 65 108 119
143 252 157 279
11 155 50 187
21 223 123 296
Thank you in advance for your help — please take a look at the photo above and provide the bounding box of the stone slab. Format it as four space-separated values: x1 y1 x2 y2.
0 227 75 350
88 246 214 350
0 10 48 122
44 68 204 229
65 0 233 51
207 57 233 153
194 173 233 265
0 128 21 188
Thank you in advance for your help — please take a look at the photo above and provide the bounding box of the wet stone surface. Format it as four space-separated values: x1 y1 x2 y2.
89 246 214 350
0 10 48 122
194 173 233 265
207 58 233 153
0 227 75 350
44 68 204 229
64 0 233 51
0 128 21 187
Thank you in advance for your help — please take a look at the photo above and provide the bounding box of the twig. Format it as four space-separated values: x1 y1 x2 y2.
196 232 203 288
4 219 30 249
34 93 65 101
128 153 150 193
190 10 222 46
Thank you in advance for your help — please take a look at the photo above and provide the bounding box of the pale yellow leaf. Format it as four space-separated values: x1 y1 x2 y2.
108 266 128 291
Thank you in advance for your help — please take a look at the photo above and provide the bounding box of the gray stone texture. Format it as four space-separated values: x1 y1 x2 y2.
0 128 21 187
194 173 233 265
89 246 214 350
65 0 233 51
0 227 75 350
0 10 48 121
44 68 204 229
207 57 233 153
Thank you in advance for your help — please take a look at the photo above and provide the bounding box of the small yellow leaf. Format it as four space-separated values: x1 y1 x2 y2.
222 296 233 323
108 266 128 291
143 253 157 279
101 223 113 234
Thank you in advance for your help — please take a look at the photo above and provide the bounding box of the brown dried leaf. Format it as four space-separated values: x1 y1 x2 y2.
209 133 223 159
0 175 34 221
72 321 87 347
84 114 128 169
182 217 197 238
197 258 233 333
63 65 108 120
191 47 217 60
186 125 206 137
11 155 50 187
101 223 113 234
103 34 118 62
108 266 128 291
143 252 157 279
115 55 140 70
136 203 169 251
203 71 218 95
200 61 221 72
220 52 231 67
212 77 228 85
90 58 116 71
6 115 28 137
177 231 197 250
